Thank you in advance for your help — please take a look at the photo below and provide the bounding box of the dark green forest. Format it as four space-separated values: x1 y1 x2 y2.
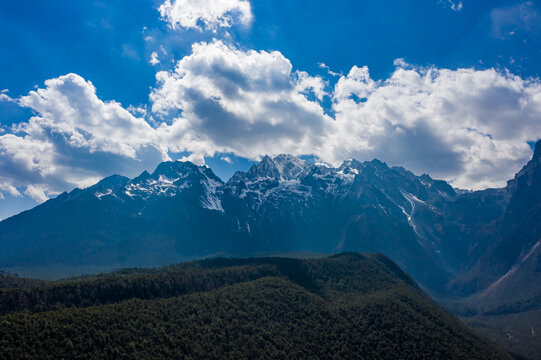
0 254 514 359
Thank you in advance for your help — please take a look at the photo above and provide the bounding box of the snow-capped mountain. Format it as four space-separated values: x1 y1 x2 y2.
1 143 540 303
91 161 225 212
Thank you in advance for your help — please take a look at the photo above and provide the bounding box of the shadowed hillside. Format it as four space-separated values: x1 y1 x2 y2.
0 253 513 360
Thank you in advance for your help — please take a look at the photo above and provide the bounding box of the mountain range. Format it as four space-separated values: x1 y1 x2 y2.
1 141 541 357
2 143 540 294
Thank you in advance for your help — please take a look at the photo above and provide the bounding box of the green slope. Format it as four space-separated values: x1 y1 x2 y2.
0 253 513 360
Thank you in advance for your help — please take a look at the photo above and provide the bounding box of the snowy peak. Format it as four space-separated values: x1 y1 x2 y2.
86 154 459 217
147 160 223 188
246 155 281 180
273 154 313 180
243 154 314 181
339 158 364 171
90 160 224 210
151 161 200 180
337 158 390 177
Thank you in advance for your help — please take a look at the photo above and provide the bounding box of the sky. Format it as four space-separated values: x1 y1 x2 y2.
1 0 541 219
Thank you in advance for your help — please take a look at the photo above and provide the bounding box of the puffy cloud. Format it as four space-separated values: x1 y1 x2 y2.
0 74 168 202
151 40 331 160
150 42 541 189
329 64 541 189
3 42 541 207
17 74 161 159
158 0 252 30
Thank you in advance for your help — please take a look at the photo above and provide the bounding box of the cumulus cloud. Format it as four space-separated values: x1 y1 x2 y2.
158 0 252 30
3 42 541 204
150 41 541 189
151 40 331 160
17 74 162 158
0 74 168 202
329 64 541 189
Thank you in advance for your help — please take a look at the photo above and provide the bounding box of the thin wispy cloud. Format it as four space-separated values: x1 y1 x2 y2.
439 0 463 12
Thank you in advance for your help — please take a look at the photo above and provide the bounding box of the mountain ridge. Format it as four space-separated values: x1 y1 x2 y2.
2 145 541 358
1 144 540 301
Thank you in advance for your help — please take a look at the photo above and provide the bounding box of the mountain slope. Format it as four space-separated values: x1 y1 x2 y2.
0 154 458 292
0 254 513 360
0 161 231 270
449 141 541 301
1 142 540 301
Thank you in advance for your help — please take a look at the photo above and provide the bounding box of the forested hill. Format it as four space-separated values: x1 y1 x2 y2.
0 253 514 359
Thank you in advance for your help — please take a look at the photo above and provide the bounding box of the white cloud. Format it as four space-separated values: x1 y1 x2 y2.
17 74 161 159
3 43 541 206
149 51 160 65
24 185 48 203
158 0 252 30
150 42 541 190
151 40 331 160
0 183 21 199
0 74 168 202
295 71 327 101
0 90 14 103
329 64 541 189
318 63 340 77
221 155 232 163
439 0 463 12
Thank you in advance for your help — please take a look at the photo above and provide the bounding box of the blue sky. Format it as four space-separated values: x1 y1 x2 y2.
1 0 541 219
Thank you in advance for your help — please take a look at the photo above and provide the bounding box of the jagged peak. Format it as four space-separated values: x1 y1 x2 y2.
246 155 280 180
273 154 313 180
149 160 224 184
339 158 364 169
152 160 198 177
133 170 151 182
273 153 305 164
367 158 388 168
